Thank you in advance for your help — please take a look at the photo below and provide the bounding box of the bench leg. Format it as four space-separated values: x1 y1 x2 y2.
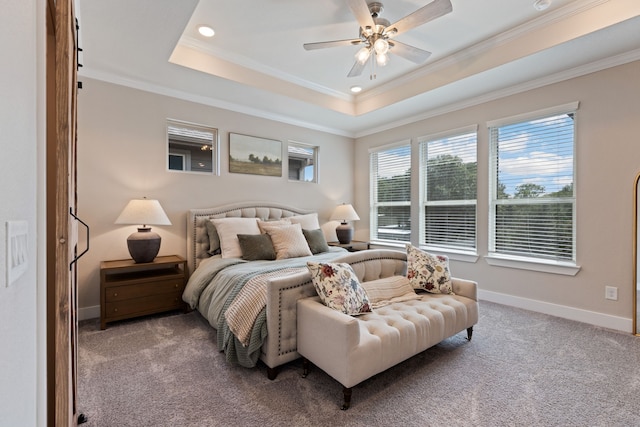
341 387 352 410
266 366 279 381
302 358 310 378
467 326 473 341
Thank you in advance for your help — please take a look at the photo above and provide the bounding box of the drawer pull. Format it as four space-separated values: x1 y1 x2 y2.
113 292 118 297
175 283 179 288
113 308 118 312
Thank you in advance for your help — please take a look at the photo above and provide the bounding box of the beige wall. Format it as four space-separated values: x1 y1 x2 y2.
354 60 640 331
0 1 43 425
76 78 354 313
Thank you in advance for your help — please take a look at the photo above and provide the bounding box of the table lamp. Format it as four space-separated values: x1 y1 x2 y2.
330 203 360 244
115 198 171 263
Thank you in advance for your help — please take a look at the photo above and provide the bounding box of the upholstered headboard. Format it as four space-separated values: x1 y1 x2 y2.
187 202 314 273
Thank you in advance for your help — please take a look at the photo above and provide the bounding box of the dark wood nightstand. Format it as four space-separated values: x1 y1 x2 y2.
328 240 371 252
100 255 188 329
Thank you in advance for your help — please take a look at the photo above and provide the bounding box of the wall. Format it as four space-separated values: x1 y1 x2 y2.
0 1 43 426
355 60 640 331
76 78 354 315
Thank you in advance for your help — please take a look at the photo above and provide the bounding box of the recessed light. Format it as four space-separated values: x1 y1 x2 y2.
197 25 215 37
350 86 362 93
533 0 551 11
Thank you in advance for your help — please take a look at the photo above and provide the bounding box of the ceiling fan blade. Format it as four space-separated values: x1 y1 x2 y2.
385 0 452 37
347 58 367 77
346 0 376 32
303 39 362 50
389 41 432 64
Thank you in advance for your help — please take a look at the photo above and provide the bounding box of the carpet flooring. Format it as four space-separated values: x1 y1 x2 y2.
78 301 640 426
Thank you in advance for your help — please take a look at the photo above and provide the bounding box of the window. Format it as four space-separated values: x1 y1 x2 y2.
167 120 218 174
488 102 577 263
419 127 477 251
370 142 411 243
288 141 317 182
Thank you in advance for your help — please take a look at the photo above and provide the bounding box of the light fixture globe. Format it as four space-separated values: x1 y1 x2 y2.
115 198 171 263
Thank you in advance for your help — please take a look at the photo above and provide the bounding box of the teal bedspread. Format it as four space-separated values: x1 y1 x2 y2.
182 248 347 367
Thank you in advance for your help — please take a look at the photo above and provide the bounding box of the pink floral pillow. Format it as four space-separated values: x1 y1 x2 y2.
406 244 454 294
307 262 372 316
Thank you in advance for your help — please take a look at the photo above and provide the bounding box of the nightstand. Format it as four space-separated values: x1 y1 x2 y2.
328 240 371 252
100 255 188 329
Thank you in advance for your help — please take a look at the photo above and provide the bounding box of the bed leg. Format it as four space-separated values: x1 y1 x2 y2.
467 326 473 341
341 387 352 410
266 366 279 381
302 358 310 378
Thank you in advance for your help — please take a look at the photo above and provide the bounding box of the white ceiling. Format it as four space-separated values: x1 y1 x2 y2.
77 0 640 137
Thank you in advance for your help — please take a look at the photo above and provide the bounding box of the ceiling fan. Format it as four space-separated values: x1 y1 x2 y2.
303 0 453 78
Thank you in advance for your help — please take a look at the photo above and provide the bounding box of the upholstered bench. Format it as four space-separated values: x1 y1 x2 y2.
297 275 478 409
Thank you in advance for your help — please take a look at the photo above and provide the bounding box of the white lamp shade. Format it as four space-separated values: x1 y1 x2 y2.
330 204 360 222
115 199 171 226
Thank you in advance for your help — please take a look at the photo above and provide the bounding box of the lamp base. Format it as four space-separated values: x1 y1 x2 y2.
335 223 354 245
127 227 161 263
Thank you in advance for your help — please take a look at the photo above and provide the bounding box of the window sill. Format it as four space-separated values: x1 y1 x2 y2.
368 241 479 263
484 254 580 276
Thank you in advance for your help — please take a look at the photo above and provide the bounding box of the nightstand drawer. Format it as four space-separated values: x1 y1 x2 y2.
105 279 185 302
105 291 184 319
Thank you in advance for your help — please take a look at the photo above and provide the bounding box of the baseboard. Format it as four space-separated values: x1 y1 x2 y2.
79 305 100 321
78 292 633 332
479 289 632 333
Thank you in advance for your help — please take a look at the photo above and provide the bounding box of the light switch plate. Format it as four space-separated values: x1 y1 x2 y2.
6 221 28 287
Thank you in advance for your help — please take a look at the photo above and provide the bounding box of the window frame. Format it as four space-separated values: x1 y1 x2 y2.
418 125 478 254
486 102 580 275
369 140 412 245
287 141 318 183
166 119 219 175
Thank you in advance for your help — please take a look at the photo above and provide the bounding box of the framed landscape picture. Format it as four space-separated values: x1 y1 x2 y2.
229 133 282 177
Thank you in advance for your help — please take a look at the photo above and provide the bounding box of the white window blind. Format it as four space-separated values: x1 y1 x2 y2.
489 108 576 261
370 143 411 243
419 130 477 251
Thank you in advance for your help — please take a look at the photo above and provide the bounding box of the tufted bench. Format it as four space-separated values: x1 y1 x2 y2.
297 276 478 409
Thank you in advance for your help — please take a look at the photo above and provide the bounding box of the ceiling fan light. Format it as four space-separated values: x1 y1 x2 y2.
373 38 389 55
355 47 371 64
376 52 389 66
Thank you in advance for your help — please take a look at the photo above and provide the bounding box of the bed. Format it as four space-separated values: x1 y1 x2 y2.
183 202 352 379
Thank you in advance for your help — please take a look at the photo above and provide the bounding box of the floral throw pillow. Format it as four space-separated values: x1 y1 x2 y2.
307 262 372 316
406 244 454 294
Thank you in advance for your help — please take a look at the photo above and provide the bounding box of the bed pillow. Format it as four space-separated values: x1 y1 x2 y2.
406 244 454 294
237 233 276 261
307 262 371 316
211 217 260 258
302 228 330 254
257 218 291 233
360 275 420 309
205 220 221 256
266 223 312 259
289 213 320 230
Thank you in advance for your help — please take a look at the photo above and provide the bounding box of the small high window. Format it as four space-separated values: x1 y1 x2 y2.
288 141 318 183
167 120 218 174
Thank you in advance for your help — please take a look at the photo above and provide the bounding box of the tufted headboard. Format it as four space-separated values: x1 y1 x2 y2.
187 202 314 273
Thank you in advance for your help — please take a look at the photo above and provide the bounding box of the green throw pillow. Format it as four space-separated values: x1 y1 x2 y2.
237 233 276 261
302 228 330 254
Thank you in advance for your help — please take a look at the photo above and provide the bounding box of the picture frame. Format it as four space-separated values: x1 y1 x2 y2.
229 133 282 177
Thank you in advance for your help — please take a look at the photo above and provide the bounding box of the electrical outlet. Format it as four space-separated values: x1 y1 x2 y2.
605 286 618 301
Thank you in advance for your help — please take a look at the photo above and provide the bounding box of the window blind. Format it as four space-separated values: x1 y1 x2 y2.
370 144 411 243
489 110 576 261
419 131 477 250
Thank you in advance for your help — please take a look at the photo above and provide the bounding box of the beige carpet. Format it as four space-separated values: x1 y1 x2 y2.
78 301 640 427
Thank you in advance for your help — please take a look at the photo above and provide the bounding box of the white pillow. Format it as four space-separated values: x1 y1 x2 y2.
360 276 420 309
211 217 260 258
257 218 291 234
266 223 312 259
289 213 320 230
